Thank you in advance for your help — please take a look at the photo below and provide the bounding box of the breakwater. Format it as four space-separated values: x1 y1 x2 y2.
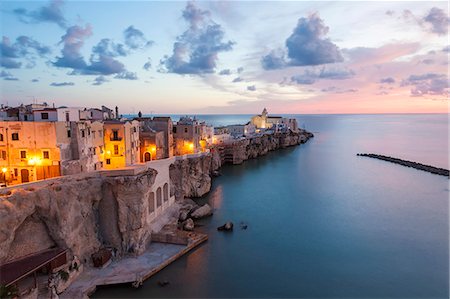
357 153 449 177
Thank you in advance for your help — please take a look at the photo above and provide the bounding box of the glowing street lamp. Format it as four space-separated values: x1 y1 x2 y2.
1 168 7 173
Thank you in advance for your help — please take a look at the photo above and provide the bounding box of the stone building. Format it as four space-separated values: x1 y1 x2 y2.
173 116 201 155
250 108 298 132
103 120 140 169
0 121 71 184
136 117 174 158
139 130 165 162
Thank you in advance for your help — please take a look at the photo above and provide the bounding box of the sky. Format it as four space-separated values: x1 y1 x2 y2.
0 0 448 114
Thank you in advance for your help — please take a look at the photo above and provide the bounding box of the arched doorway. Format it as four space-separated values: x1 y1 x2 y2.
21 169 29 183
144 152 151 162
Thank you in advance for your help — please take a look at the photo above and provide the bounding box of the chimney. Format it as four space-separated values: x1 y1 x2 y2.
115 106 119 119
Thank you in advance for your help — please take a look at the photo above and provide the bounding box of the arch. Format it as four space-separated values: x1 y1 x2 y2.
148 192 155 214
163 183 169 202
144 152 151 162
156 187 162 207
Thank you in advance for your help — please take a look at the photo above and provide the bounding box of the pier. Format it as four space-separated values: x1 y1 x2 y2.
357 153 449 177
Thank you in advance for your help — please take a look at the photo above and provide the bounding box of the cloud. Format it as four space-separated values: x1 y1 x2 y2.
50 81 74 86
53 25 92 70
442 46 450 52
143 58 152 70
13 0 67 28
232 77 243 83
423 7 449 35
262 13 342 70
92 75 108 85
1 36 51 69
321 86 358 93
53 24 147 76
401 73 449 96
0 70 18 81
123 26 153 50
290 66 354 85
219 69 231 75
160 2 234 75
237 67 244 74
114 71 138 80
380 77 395 84
31 78 39 82
385 10 395 16
247 85 256 91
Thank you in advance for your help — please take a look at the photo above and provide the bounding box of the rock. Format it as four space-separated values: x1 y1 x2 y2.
240 221 248 230
191 204 213 219
178 210 189 222
217 221 233 231
183 218 194 231
211 170 221 177
158 280 170 287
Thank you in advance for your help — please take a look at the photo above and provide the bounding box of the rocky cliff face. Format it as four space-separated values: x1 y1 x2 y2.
169 154 212 200
215 130 313 165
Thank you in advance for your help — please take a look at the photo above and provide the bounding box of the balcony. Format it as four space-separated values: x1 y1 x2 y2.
109 134 122 141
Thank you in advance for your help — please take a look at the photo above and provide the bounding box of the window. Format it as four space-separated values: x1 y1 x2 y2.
184 127 188 133
67 130 71 138
88 128 91 135
1 151 6 160
173 127 177 133
20 151 26 159
0 134 3 142
43 151 49 159
11 133 19 140
114 145 119 155
133 127 137 133
106 159 111 165
112 130 119 140
14 168 18 177
65 112 70 122
41 112 49 119
81 130 85 138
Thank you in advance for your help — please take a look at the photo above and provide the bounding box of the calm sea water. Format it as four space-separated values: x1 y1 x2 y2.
95 114 449 298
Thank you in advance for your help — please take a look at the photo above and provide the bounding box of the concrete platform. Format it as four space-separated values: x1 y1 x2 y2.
60 232 207 299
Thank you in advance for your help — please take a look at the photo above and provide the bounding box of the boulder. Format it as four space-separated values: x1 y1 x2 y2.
217 221 233 231
178 210 189 222
183 218 194 231
191 204 213 219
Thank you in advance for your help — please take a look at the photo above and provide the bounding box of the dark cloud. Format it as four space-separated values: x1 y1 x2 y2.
160 2 234 75
262 13 342 70
385 10 395 16
232 77 243 83
92 39 127 57
143 58 152 70
31 78 39 82
290 66 354 85
219 69 231 75
402 73 449 96
247 85 256 91
237 67 244 74
442 46 450 52
114 71 138 80
50 81 74 86
261 49 287 70
321 86 358 93
92 76 108 85
124 26 153 50
380 77 395 84
0 70 18 81
423 7 449 35
1 36 51 69
420 58 434 65
53 25 92 70
13 0 67 28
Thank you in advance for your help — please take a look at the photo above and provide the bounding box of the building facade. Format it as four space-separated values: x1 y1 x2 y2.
103 120 140 169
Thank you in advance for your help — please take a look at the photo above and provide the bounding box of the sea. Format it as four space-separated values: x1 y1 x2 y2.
94 114 449 298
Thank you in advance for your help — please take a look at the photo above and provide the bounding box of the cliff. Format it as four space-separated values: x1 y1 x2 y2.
213 129 313 165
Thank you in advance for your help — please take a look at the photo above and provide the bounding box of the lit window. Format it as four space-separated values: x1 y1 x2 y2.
20 151 26 159
43 151 49 159
114 145 119 155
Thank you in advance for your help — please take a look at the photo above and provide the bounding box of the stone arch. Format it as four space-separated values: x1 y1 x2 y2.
149 192 155 214
163 183 169 202
6 213 56 262
156 187 162 207
144 152 151 162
